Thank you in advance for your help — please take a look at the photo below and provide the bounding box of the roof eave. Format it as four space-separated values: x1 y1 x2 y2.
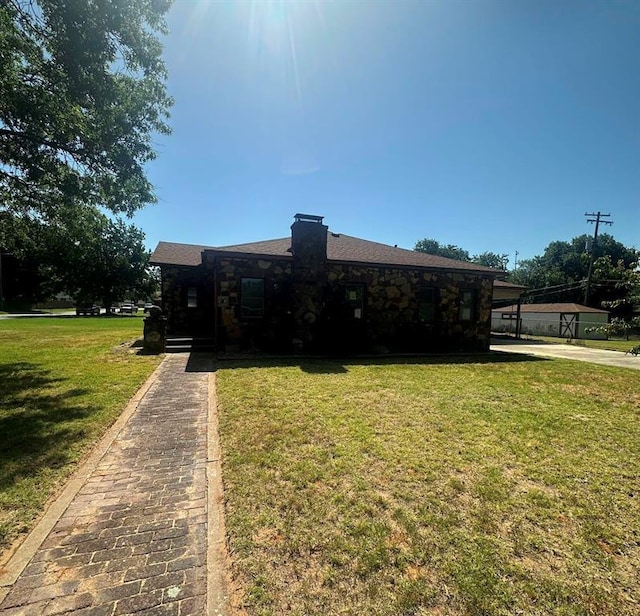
326 257 502 276
203 249 293 261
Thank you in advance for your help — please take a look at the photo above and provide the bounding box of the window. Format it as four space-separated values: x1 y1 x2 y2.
459 289 477 321
187 287 197 308
417 287 437 322
241 278 265 318
344 284 364 319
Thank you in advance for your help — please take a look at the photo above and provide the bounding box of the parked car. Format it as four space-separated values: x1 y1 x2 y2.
76 303 101 316
143 302 155 313
120 302 138 314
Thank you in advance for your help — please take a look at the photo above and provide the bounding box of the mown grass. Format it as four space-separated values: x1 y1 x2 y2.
0 317 161 554
217 356 640 616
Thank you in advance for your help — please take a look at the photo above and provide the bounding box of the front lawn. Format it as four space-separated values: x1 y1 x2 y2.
0 317 161 554
217 356 640 615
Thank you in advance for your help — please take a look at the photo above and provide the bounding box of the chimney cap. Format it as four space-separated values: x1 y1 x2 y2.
294 213 324 224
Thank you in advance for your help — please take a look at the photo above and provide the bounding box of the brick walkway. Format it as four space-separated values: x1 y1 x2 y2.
0 354 225 616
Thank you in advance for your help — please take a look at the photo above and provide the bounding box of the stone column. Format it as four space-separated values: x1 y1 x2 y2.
143 307 167 354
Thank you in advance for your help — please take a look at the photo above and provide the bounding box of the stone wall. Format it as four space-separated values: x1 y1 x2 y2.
319 263 493 353
196 254 493 353
205 255 293 351
160 265 214 336
162 254 494 352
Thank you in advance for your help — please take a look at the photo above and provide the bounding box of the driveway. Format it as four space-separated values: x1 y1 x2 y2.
0 309 120 319
491 338 640 371
0 311 76 319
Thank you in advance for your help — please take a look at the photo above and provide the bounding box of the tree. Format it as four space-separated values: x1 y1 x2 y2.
414 238 509 270
0 211 50 308
0 0 172 220
472 252 509 270
510 234 638 307
1 207 157 310
585 317 640 341
39 208 157 312
594 255 640 318
415 239 471 261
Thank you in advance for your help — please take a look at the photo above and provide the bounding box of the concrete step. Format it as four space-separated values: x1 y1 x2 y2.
165 337 216 353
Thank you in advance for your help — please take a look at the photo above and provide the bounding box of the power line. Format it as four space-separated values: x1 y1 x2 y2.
524 281 586 298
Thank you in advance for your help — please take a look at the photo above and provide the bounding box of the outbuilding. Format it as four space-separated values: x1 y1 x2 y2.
491 303 609 340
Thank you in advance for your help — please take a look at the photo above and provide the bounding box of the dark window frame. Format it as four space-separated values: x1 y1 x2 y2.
459 288 478 322
417 286 438 322
187 286 198 308
240 277 265 319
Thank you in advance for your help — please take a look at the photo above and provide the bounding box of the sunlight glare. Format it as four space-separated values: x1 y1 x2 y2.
244 0 325 175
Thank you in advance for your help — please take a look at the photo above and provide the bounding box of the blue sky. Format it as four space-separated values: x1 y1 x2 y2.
133 0 639 266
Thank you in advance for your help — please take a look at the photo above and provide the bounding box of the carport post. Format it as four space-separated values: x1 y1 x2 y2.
515 296 522 340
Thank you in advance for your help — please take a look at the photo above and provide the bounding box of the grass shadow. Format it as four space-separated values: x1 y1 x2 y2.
184 350 549 374
0 362 95 495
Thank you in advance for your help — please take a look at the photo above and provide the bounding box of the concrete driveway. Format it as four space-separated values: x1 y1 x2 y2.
0 311 76 319
491 338 640 371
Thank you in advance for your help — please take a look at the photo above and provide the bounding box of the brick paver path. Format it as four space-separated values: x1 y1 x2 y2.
0 354 217 616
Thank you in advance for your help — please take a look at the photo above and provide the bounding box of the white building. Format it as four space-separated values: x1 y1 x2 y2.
492 303 609 340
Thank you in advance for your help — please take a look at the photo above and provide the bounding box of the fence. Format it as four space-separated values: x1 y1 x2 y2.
491 314 609 340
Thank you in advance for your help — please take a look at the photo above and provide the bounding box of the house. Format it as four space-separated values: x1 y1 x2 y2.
492 279 527 306
150 214 504 354
491 303 609 340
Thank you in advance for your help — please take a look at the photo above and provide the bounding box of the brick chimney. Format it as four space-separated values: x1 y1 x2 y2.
290 213 328 267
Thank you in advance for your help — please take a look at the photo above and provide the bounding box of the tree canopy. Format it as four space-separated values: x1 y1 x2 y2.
2 206 157 310
44 210 157 312
0 0 172 219
0 1 171 309
414 239 471 262
414 238 509 270
414 232 639 313
472 251 509 270
510 233 638 310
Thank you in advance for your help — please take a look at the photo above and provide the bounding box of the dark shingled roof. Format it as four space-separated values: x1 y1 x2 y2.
494 280 527 289
150 232 503 275
493 303 609 314
149 241 215 267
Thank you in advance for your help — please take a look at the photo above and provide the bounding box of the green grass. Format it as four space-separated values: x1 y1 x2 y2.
217 356 640 615
522 335 639 353
0 316 161 553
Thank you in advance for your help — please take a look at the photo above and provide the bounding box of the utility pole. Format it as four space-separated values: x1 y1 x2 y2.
513 250 519 271
584 212 613 305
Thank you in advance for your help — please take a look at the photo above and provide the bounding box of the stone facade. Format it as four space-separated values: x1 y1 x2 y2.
160 265 214 336
160 256 493 354
155 215 497 354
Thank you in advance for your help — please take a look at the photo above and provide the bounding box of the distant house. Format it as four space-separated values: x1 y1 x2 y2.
492 279 527 306
150 214 504 354
492 303 609 340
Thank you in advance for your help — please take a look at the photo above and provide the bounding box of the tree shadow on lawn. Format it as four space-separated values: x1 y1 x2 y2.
185 350 549 374
0 362 94 496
